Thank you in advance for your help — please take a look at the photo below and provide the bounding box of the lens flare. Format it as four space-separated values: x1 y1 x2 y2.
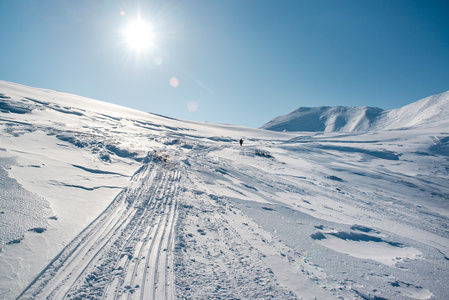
169 77 179 87
187 101 198 112
154 57 163 65
120 11 125 16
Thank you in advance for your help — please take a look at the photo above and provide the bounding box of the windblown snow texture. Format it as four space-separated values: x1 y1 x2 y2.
1 80 448 299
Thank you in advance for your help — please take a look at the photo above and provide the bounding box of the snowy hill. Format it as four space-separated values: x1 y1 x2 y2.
261 106 385 132
382 91 449 130
261 90 449 132
1 80 449 299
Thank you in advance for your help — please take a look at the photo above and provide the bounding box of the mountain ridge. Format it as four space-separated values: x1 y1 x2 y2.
261 90 449 132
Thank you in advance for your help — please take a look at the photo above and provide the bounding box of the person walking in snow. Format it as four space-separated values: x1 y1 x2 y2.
239 138 243 146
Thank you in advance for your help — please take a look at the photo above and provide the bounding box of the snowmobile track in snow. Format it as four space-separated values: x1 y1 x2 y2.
18 158 181 300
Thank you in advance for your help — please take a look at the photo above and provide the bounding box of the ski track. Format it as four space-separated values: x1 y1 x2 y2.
18 156 180 300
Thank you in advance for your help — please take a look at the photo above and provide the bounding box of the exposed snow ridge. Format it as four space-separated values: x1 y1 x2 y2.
261 90 449 132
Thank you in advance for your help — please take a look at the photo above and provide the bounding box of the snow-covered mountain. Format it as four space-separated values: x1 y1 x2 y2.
261 90 449 132
1 80 449 299
261 106 385 132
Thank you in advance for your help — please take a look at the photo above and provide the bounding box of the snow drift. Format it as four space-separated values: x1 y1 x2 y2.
261 90 449 132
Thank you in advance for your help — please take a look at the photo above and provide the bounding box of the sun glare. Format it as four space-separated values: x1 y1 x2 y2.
125 20 155 51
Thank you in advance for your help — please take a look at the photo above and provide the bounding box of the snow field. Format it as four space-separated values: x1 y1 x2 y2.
1 81 449 299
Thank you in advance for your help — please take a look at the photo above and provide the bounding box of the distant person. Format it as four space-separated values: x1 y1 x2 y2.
239 139 243 146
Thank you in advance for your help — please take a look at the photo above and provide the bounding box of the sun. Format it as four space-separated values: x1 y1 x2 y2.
125 19 155 52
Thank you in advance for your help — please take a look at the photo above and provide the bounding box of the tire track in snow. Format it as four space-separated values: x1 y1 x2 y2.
110 168 170 300
103 166 164 300
139 170 179 300
60 167 163 299
18 157 181 300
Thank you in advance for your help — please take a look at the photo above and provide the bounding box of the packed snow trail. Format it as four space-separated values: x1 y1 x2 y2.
18 153 180 299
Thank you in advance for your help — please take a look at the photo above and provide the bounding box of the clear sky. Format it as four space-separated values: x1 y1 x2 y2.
1 0 448 128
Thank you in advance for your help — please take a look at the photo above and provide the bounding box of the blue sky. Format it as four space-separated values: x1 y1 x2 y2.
1 0 448 128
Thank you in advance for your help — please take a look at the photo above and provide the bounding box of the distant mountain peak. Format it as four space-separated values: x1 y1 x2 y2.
261 105 385 133
261 91 449 132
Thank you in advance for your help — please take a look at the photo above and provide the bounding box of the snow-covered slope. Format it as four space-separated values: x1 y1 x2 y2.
261 106 385 132
382 91 449 130
261 90 449 132
1 80 449 299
